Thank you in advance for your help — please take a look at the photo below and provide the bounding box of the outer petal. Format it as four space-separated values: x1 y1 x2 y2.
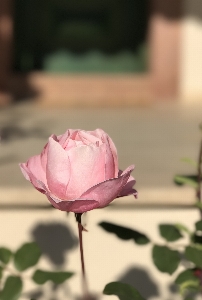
19 163 47 194
79 165 134 208
46 137 71 199
21 153 47 186
66 144 106 199
117 175 138 198
47 195 99 213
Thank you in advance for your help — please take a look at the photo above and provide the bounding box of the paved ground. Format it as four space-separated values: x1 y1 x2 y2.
0 100 201 207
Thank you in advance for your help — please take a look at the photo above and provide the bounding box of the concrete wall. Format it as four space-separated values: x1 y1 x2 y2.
0 207 199 300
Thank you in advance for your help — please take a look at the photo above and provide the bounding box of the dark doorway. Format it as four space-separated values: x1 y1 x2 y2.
14 0 149 73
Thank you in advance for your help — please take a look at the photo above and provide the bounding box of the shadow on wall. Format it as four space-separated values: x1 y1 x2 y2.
31 222 78 266
117 266 159 299
25 222 79 300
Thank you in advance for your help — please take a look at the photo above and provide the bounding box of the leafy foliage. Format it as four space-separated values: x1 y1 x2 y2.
14 242 41 271
152 245 180 274
174 175 198 188
0 266 3 280
0 276 22 300
159 224 183 242
0 248 12 264
32 269 74 284
103 282 146 300
196 202 202 210
175 269 201 296
181 158 197 167
98 222 150 245
0 241 74 300
175 269 199 285
185 246 202 268
175 223 191 234
195 220 202 231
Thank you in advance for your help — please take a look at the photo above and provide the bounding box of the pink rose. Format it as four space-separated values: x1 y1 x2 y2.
20 129 137 213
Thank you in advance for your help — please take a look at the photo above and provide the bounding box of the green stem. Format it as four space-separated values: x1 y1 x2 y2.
75 213 89 300
197 139 202 219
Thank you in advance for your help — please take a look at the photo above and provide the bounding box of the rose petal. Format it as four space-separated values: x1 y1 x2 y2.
103 136 117 180
88 128 106 139
64 139 77 151
19 163 47 194
77 130 102 145
66 144 106 199
58 129 78 148
80 165 134 208
46 137 71 199
24 154 47 185
19 163 30 181
47 195 99 213
118 177 138 198
93 129 119 178
85 129 117 180
117 168 137 198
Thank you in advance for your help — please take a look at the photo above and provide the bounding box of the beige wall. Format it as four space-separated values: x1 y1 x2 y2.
0 206 198 300
180 0 202 103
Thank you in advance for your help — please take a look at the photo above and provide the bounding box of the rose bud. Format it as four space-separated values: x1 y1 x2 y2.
20 129 137 213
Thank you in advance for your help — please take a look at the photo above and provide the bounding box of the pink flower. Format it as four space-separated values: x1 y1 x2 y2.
20 129 137 213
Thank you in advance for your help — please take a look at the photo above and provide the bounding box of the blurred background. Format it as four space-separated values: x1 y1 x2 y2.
0 0 201 105
0 1 202 299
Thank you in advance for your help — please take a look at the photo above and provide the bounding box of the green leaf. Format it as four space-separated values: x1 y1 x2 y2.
179 280 200 296
103 282 146 300
192 233 202 244
159 224 183 242
173 175 198 188
98 222 150 245
195 202 202 210
152 245 180 274
175 269 201 295
175 269 199 285
0 266 3 280
0 276 22 300
181 158 197 167
32 270 74 284
195 220 202 231
175 223 191 235
14 242 41 271
0 248 12 264
185 246 202 268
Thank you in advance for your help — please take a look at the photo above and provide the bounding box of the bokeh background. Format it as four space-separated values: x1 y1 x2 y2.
0 1 202 299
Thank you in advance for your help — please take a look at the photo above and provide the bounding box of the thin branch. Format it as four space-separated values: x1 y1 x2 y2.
75 213 90 300
196 139 202 219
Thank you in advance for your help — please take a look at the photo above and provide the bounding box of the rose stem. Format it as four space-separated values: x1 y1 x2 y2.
197 139 202 219
75 213 89 300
